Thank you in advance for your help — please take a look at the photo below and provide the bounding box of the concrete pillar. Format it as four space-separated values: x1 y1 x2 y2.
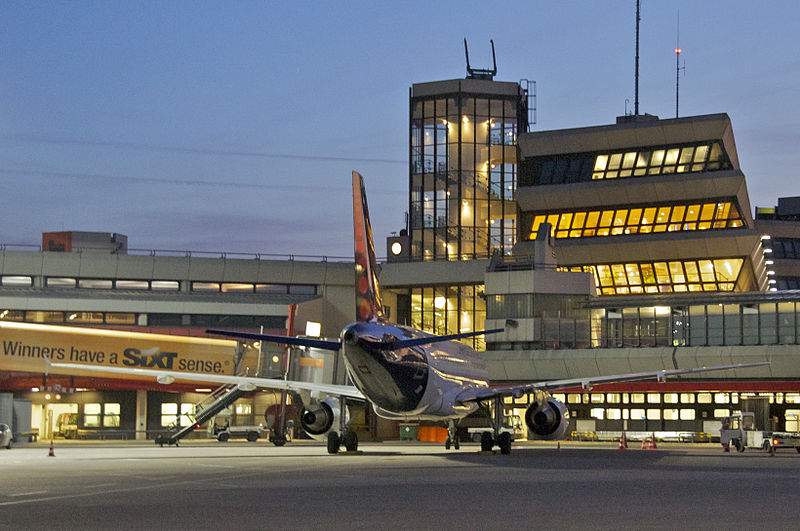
135 389 147 440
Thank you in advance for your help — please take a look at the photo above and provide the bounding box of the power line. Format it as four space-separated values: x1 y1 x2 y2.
0 134 407 165
0 167 404 195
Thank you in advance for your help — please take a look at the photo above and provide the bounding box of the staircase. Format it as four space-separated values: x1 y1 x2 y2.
154 384 244 446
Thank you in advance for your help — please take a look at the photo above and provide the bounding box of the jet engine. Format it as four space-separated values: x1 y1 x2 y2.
525 396 570 440
300 396 349 441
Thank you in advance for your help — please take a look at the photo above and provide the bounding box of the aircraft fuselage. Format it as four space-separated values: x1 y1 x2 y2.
340 320 490 421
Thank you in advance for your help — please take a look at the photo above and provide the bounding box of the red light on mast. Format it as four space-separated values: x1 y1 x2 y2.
675 47 682 54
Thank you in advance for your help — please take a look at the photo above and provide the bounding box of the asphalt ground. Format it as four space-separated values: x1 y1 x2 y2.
2 440 800 530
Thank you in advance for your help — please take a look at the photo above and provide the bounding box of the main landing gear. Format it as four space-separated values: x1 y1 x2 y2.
327 396 359 454
477 396 513 455
445 419 460 450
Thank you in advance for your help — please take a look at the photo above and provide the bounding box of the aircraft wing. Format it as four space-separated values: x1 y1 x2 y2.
45 360 364 399
455 361 770 403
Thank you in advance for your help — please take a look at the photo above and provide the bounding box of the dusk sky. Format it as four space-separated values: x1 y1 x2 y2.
2 1 798 258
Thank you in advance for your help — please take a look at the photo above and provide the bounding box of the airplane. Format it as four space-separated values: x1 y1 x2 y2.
48 171 770 454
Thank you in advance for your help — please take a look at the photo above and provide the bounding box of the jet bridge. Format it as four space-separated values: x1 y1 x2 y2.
155 384 244 446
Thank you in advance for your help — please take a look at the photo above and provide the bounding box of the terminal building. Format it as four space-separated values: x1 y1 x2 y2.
2 66 800 443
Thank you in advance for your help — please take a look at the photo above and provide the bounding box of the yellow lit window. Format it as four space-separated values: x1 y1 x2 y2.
641 207 656 225
640 264 656 285
597 265 613 287
558 213 573 230
654 262 670 284
656 207 670 223
700 203 715 221
626 264 641 285
694 145 709 162
650 150 665 166
680 409 696 420
669 262 685 283
613 210 627 226
663 409 679 420
608 153 622 170
699 260 715 282
572 211 587 230
599 210 613 227
594 155 608 171
611 264 627 286
685 262 700 282
585 211 600 228
670 205 685 223
664 148 680 165
679 147 694 164
622 152 636 169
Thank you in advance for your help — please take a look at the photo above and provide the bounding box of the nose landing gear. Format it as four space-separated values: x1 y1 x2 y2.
445 419 460 450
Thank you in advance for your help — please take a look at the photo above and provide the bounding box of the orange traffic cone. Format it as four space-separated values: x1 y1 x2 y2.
48 442 55 457
641 436 647 450
618 431 628 450
648 433 657 450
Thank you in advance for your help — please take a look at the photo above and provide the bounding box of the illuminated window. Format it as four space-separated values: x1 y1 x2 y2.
590 408 605 419
116 280 149 290
664 393 679 404
647 409 661 420
714 393 730 404
680 393 695 404
647 393 661 404
1 275 32 286
606 408 622 420
680 409 696 420
663 409 679 420
713 409 730 418
562 258 743 295
85 403 101 427
630 393 645 404
104 403 120 427
78 279 113 289
697 393 713 404
528 201 743 240
581 142 731 182
192 282 220 292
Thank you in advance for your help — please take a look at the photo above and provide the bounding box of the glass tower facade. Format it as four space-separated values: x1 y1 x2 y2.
409 80 527 261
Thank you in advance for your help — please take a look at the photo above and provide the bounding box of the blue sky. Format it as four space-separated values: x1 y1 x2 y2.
1 1 798 257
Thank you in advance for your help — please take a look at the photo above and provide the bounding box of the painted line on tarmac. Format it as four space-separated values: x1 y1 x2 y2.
6 491 48 498
0 470 268 507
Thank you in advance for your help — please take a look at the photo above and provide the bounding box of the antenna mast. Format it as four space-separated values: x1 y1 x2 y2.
674 11 685 118
634 0 640 116
464 39 497 80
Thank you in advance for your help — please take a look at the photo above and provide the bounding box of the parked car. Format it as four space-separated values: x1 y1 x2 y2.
0 423 12 449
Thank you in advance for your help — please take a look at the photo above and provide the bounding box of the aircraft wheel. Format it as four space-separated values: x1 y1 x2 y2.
246 431 259 442
327 432 341 454
480 431 494 452
217 432 230 442
343 431 358 452
271 434 287 447
498 432 512 455
445 436 451 450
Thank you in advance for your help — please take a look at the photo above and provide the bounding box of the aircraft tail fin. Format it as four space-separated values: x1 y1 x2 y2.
352 171 383 322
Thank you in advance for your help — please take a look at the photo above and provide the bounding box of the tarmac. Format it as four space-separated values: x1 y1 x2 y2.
2 439 800 530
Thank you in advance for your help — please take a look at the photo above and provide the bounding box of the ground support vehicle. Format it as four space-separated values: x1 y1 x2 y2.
720 412 800 453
